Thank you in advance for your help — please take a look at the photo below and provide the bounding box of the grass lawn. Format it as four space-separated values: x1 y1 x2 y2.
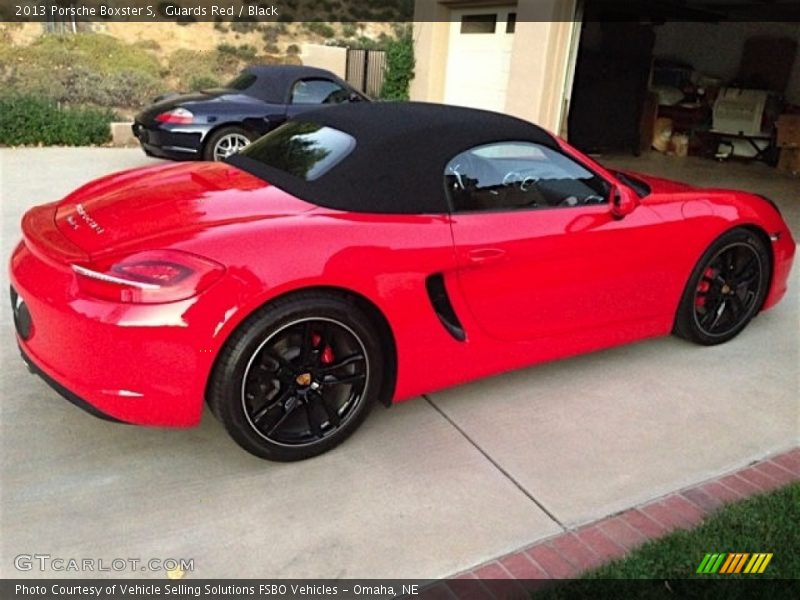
538 483 799 598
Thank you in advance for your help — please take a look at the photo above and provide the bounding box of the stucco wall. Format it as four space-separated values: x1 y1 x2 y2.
411 0 578 132
301 43 348 79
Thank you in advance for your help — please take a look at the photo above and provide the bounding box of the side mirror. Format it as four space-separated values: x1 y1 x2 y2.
349 92 364 103
610 184 638 219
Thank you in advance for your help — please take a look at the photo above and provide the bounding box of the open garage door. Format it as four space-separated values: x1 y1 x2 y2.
444 6 517 113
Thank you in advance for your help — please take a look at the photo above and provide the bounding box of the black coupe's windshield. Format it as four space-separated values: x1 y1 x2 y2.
232 122 356 181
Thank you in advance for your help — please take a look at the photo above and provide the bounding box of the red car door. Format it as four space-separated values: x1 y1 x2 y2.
446 141 670 343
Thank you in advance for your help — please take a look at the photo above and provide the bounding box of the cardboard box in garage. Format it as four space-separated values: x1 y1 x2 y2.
777 147 800 176
777 114 800 148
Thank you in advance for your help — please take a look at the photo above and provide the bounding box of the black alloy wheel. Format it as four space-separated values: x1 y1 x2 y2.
208 293 385 461
241 318 368 447
675 228 770 345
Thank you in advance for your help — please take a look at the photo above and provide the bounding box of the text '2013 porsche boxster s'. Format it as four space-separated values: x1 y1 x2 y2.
10 103 795 461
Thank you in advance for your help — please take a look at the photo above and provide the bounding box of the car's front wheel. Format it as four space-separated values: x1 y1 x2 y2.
208 293 385 461
203 126 255 161
674 228 770 345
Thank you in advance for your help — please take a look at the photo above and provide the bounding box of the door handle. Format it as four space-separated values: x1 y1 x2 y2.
467 248 506 264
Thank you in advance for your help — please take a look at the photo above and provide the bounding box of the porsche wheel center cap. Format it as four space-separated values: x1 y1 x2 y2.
296 373 312 387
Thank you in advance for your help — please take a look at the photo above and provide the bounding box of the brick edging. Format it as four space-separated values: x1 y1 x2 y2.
454 448 800 586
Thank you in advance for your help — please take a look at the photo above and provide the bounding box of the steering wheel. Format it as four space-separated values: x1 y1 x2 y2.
502 171 539 192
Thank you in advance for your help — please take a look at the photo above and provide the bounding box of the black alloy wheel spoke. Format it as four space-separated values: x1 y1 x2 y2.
724 249 735 273
303 400 325 439
320 321 332 348
252 386 293 423
736 268 760 289
265 399 301 437
731 294 747 319
298 321 315 364
321 373 366 386
318 353 365 374
734 255 757 280
310 390 341 427
708 300 727 330
700 295 724 328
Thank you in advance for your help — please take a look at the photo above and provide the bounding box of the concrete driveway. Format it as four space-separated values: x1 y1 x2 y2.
1 148 797 579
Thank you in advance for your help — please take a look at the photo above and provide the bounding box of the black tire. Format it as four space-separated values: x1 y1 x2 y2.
207 292 385 461
674 228 770 345
202 126 255 161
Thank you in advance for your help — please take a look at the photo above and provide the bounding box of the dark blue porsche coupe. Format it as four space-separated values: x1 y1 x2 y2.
132 65 368 161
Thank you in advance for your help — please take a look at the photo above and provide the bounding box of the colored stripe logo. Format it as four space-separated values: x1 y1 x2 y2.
697 553 773 574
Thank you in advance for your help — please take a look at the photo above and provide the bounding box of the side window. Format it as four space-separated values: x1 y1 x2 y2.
444 142 609 212
291 79 350 105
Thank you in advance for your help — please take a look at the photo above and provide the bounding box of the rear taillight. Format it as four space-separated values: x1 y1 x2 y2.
155 108 194 125
72 250 224 304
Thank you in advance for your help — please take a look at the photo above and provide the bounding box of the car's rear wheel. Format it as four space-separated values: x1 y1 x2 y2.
674 228 770 345
208 293 384 461
203 126 255 161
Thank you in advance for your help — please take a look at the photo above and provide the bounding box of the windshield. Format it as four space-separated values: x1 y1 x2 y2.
230 122 356 181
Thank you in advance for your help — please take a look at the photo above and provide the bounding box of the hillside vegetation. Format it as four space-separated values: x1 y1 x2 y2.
0 19 410 144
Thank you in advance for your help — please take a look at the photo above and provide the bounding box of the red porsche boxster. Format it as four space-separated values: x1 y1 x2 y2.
10 102 795 461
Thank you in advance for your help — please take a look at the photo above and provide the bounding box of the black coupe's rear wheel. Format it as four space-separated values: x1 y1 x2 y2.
203 126 255 161
208 293 385 461
674 228 770 345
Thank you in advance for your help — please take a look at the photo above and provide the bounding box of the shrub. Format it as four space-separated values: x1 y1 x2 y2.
262 25 280 45
166 48 241 93
59 66 162 107
31 33 160 77
189 75 220 91
0 33 162 109
379 25 415 101
230 19 259 34
345 36 386 51
305 22 336 39
217 43 258 60
134 39 161 51
286 44 301 56
0 94 115 146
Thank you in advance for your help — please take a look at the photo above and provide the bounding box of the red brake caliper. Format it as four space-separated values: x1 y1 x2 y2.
695 267 715 307
312 332 335 365
321 345 334 365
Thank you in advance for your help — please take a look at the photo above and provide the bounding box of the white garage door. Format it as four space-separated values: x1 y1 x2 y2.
444 7 517 113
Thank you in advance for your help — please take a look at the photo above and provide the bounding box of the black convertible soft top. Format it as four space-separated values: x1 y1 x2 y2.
227 102 560 214
242 65 353 104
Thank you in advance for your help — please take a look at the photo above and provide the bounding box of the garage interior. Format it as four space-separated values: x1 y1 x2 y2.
567 1 800 177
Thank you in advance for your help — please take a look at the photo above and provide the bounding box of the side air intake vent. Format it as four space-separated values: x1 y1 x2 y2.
425 274 466 342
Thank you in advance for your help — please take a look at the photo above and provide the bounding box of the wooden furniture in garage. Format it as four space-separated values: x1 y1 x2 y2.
777 114 800 175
